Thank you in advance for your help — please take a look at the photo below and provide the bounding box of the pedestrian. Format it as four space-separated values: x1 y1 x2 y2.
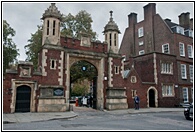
134 94 140 110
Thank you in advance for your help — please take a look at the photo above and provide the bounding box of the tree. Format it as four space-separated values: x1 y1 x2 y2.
24 25 42 69
61 10 98 41
25 10 98 69
70 60 97 84
71 80 89 96
3 20 19 74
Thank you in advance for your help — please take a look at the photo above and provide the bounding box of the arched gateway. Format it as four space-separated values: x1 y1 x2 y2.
4 3 128 113
35 3 127 111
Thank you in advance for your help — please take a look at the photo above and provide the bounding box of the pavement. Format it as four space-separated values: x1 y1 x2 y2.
3 107 184 124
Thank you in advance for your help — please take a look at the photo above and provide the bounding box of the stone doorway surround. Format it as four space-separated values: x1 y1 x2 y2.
10 79 37 113
147 86 158 107
65 50 106 110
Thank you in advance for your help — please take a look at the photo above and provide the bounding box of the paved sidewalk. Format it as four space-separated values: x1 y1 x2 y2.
3 111 78 124
3 107 184 124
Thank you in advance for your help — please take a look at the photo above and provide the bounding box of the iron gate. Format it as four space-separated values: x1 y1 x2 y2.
15 85 31 112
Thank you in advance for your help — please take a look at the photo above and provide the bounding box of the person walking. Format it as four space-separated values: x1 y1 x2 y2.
134 94 140 110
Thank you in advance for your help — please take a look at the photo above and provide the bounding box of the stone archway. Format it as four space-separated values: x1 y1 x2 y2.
147 86 158 107
70 60 98 109
65 53 105 110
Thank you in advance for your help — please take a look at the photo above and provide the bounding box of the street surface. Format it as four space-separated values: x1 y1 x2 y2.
3 107 193 131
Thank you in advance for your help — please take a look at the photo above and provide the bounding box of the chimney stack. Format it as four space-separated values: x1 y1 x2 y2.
143 3 156 21
178 12 190 29
128 12 137 27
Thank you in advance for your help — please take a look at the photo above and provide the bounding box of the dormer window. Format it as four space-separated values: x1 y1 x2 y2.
171 26 184 35
177 26 184 35
185 29 193 37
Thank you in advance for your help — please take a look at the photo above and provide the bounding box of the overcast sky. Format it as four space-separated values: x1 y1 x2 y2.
2 2 194 61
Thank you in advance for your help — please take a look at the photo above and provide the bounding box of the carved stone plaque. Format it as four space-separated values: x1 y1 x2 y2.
80 36 91 47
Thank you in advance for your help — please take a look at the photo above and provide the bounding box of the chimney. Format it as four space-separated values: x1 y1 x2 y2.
143 3 156 21
178 12 190 29
128 12 137 27
190 18 193 30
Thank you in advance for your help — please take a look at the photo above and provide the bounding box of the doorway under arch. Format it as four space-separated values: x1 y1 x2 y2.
147 87 158 107
149 89 155 107
15 85 31 112
70 60 98 109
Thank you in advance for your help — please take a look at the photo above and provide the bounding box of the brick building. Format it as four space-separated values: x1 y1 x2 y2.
3 3 193 113
119 3 193 108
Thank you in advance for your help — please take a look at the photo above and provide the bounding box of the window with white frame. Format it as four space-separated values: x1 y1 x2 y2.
182 87 189 102
162 43 170 54
187 45 193 58
177 26 184 35
161 62 173 74
179 42 185 57
139 41 144 46
138 27 144 38
162 84 174 96
181 64 187 79
189 65 193 82
139 50 145 55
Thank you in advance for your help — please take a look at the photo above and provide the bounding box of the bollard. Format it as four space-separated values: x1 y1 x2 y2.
75 98 78 106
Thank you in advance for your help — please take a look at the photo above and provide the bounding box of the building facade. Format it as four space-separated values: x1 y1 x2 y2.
3 3 193 113
119 3 193 108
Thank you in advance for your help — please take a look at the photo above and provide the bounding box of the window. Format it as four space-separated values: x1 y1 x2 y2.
53 20 56 35
50 59 56 69
131 90 137 98
177 26 184 35
182 87 189 102
185 29 193 37
187 45 193 58
162 84 174 96
139 41 144 46
114 66 119 74
139 50 145 55
189 65 193 82
181 64 187 79
138 27 143 37
162 43 170 54
114 33 117 46
47 20 49 35
161 62 173 74
109 33 112 46
179 42 185 57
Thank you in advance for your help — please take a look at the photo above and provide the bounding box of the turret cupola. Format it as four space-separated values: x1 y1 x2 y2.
41 3 62 46
103 11 121 33
103 11 121 54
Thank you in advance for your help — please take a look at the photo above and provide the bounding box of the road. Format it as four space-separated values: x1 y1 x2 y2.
3 107 193 131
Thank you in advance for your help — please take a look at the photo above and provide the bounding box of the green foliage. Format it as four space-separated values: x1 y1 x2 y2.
24 25 42 69
71 80 89 96
70 60 97 84
3 20 19 74
61 10 98 41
